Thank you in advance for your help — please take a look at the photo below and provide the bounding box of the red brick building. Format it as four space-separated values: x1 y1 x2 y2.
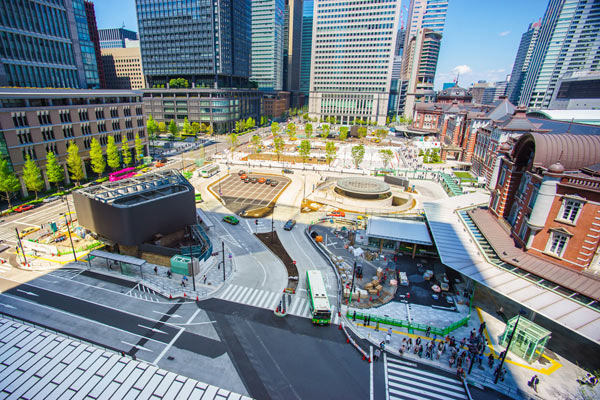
488 132 600 272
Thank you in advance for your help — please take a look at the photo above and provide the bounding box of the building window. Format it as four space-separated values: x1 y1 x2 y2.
125 119 133 129
110 107 119 118
37 111 51 125
81 124 91 136
137 117 144 127
60 110 72 123
78 109 89 121
138 129 145 138
124 107 131 117
97 122 106 133
498 168 506 187
62 125 74 138
42 127 56 141
127 131 135 140
492 193 500 212
507 203 519 226
559 199 582 224
95 108 105 119
112 120 121 131
528 186 539 208
136 106 143 116
546 231 569 258
518 217 528 240
12 112 28 127
17 129 33 144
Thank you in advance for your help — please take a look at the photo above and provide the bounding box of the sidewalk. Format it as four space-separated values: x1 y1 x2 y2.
345 301 600 400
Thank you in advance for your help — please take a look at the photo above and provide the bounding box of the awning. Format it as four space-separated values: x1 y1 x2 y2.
423 192 600 344
366 216 432 246
89 250 147 267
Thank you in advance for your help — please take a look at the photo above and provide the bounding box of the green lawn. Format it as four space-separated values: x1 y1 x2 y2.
454 171 475 180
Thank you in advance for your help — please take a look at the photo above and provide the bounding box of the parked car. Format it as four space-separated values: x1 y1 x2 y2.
244 178 250 183
43 195 60 203
15 205 34 213
223 215 240 225
240 174 248 180
283 219 296 231
328 210 345 218
238 170 246 176
265 179 271 185
270 181 278 187
258 177 266 184
251 177 258 183
282 169 294 174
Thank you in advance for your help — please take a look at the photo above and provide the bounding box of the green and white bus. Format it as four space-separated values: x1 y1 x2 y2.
306 270 332 325
199 164 219 178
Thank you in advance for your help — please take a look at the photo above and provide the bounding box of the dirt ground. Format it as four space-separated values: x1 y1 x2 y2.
255 231 299 291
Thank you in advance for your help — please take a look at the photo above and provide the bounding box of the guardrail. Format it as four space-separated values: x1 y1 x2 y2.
0 311 136 360
346 310 471 336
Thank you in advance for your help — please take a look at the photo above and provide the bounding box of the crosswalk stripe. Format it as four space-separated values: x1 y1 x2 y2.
289 297 303 315
388 368 464 393
254 291 269 308
390 364 461 385
231 286 251 303
388 375 466 398
241 288 259 305
219 285 236 299
389 387 445 400
264 292 279 309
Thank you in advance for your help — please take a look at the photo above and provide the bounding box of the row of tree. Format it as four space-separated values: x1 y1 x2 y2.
0 134 144 208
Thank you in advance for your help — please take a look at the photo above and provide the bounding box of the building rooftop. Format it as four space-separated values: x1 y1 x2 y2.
0 88 141 97
76 169 192 207
366 217 432 246
527 110 600 126
514 133 600 171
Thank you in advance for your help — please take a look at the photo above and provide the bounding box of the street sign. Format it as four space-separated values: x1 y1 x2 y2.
293 260 296 265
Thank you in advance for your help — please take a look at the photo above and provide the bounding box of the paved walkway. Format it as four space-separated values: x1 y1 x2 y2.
0 317 251 400
345 302 600 400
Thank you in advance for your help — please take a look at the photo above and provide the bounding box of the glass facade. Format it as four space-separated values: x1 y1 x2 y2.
251 0 285 90
0 0 99 89
98 28 138 49
300 0 314 96
135 0 251 88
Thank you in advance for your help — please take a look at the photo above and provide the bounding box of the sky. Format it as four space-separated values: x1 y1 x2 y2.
93 0 549 90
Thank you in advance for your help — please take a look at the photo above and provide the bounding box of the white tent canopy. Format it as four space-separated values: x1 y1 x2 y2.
366 216 433 246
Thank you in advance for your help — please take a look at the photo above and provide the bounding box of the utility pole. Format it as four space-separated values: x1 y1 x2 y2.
494 314 520 384
188 244 196 291
349 259 357 303
15 227 27 265
63 213 77 262
222 241 225 281
271 205 275 243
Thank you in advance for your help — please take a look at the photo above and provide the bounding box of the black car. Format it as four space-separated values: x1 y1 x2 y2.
283 219 296 230
282 169 294 174
238 170 246 176
265 179 271 185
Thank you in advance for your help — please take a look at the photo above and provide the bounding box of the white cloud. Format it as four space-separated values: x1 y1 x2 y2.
452 65 472 75
499 30 511 37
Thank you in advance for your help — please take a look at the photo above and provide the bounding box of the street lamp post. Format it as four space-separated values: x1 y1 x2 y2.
271 205 276 243
494 314 521 384
62 213 77 262
188 243 196 292
15 227 27 265
60 187 73 225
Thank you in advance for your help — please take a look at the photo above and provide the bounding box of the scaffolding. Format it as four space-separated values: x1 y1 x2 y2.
500 316 551 363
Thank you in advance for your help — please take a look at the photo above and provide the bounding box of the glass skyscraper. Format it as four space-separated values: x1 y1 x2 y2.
299 0 314 96
506 21 541 106
98 28 139 49
520 0 600 109
251 0 285 90
135 0 251 88
0 0 100 89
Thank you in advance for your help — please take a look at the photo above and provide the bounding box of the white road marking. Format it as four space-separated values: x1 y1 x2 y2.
16 289 39 297
370 346 374 400
137 324 168 335
152 310 182 318
384 353 389 400
185 309 201 324
152 328 184 365
121 341 153 352
0 303 16 309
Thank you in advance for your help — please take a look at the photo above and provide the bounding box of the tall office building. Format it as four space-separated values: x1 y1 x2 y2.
0 0 100 89
136 0 251 88
401 0 449 117
98 28 139 49
84 1 106 89
308 0 401 125
389 29 406 116
251 0 285 90
506 21 541 105
102 47 146 89
283 0 303 94
520 0 600 109
299 0 314 97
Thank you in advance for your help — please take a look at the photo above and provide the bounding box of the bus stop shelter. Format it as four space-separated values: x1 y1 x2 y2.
87 249 148 279
500 315 551 363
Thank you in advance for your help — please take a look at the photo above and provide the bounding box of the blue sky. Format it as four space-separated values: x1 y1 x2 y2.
94 0 549 90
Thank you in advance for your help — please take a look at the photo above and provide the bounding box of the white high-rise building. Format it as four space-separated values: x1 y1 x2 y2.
308 0 401 125
251 0 285 90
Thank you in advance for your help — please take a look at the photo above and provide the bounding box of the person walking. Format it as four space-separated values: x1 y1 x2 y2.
167 270 172 279
529 375 539 392
181 278 186 287
374 349 381 362
154 266 158 275
488 353 495 368
425 326 431 337
479 321 486 335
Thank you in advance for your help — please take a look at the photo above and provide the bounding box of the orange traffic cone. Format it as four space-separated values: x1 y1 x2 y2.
347 338 350 343
362 354 366 360
196 295 199 301
183 292 187 297
338 323 342 330
169 293 172 299
368 357 372 363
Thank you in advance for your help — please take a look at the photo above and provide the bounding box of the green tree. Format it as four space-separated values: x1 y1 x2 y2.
168 119 178 136
357 126 367 141
251 134 262 153
22 155 44 199
206 124 213 136
147 114 158 138
375 129 387 142
169 78 189 88
320 124 330 139
121 138 132 167
106 136 120 171
199 122 207 133
45 151 64 189
328 116 336 125
305 123 313 138
351 144 365 169
66 141 84 185
191 122 200 135
273 136 284 162
302 113 309 121
379 149 393 169
89 138 105 178
227 132 239 152
158 121 167 134
235 121 240 134
182 117 191 134
339 126 349 141
0 158 20 208
325 141 337 166
298 139 311 165
260 116 267 126
386 116 391 125
134 133 144 164
431 148 441 163
271 122 280 136
246 117 255 130
287 122 296 140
